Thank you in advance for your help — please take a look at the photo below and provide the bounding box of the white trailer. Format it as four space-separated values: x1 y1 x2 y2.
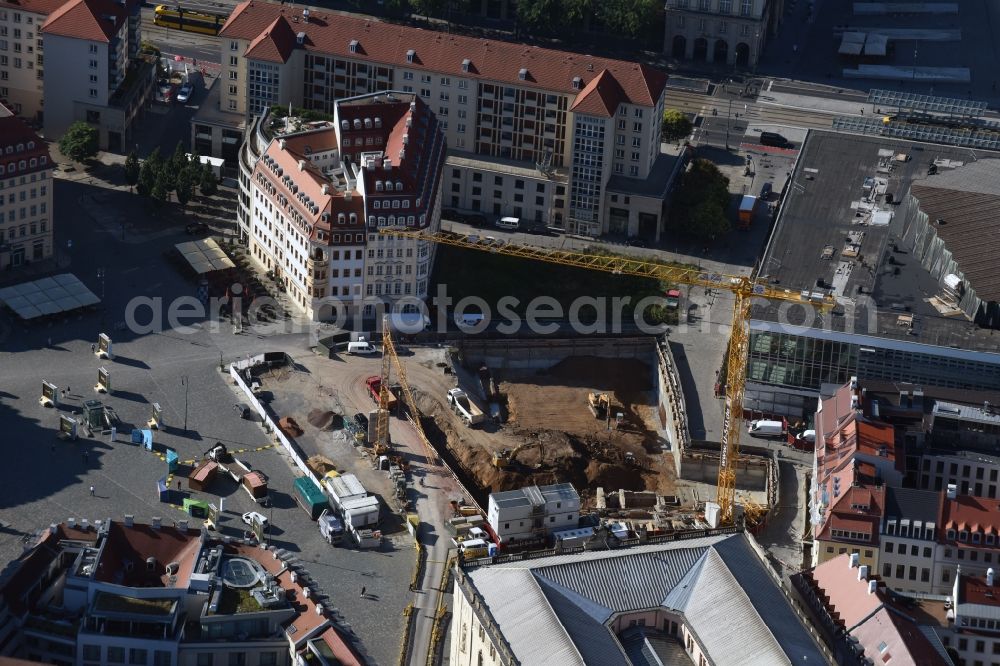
341 495 380 528
447 388 485 427
322 473 366 511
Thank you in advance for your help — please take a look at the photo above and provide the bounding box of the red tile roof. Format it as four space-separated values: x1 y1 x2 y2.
95 521 203 588
41 0 126 42
245 15 298 64
939 494 1000 545
850 607 951 666
810 554 884 628
0 114 51 176
220 1 666 106
960 574 1000 607
0 0 68 16
569 70 627 117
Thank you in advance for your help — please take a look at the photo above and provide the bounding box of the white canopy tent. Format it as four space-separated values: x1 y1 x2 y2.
0 274 101 320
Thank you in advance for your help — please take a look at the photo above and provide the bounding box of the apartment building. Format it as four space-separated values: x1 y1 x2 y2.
878 486 939 594
217 1 677 239
41 0 153 151
810 379 901 568
239 92 445 322
664 0 775 67
0 0 59 121
944 569 1000 666
0 518 362 666
0 105 53 270
486 483 580 544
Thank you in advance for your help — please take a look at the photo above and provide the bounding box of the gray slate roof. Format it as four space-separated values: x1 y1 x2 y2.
884 486 940 523
464 533 826 666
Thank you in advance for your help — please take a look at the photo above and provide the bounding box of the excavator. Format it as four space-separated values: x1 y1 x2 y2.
491 440 544 469
378 228 835 527
587 392 610 420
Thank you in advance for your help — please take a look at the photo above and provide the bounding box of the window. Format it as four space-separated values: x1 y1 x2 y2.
883 563 891 577
83 645 101 661
885 542 894 553
227 654 245 666
88 59 97 69
924 547 932 557
229 71 237 80
230 40 239 50
89 74 97 83
108 648 125 664
921 568 930 582
129 648 148 665
153 652 171 666
896 565 904 578
89 88 97 98
740 0 752 15
458 94 468 104
259 653 276 666
719 21 728 33
88 44 97 53
403 71 413 80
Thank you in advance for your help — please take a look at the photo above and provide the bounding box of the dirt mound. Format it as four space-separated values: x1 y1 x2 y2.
279 416 303 437
307 409 339 430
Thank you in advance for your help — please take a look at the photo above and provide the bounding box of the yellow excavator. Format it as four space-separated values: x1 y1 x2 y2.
492 440 544 469
588 392 610 419
379 228 835 527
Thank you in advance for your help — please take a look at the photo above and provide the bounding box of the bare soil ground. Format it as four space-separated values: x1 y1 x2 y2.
419 356 678 504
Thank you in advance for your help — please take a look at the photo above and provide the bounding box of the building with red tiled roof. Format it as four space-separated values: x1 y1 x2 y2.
40 0 153 152
0 104 54 271
0 518 363 666
810 378 901 570
0 0 72 120
794 553 954 665
240 91 445 321
214 0 681 240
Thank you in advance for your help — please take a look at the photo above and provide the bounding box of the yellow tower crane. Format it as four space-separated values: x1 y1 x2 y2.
375 314 439 465
379 229 833 526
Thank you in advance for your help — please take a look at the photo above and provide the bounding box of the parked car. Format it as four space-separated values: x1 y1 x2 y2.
241 511 269 528
176 82 193 104
625 237 649 248
185 220 208 235
353 412 369 430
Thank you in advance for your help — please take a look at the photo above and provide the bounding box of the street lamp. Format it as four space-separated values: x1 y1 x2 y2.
725 97 734 150
181 375 189 432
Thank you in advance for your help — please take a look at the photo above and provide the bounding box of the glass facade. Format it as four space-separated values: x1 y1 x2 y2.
748 330 1000 393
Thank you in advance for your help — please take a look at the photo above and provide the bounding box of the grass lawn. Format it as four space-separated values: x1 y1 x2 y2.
430 245 685 325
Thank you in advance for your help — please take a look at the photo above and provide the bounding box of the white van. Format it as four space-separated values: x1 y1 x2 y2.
458 312 485 327
347 339 379 355
748 419 784 437
458 538 491 559
496 216 520 231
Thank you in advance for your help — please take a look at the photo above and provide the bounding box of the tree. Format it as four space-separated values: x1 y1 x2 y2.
151 176 167 205
597 0 660 38
170 142 188 176
410 0 448 16
515 0 561 34
158 161 177 201
661 109 693 142
175 167 194 208
199 165 218 197
58 122 99 163
123 151 140 191
687 201 731 241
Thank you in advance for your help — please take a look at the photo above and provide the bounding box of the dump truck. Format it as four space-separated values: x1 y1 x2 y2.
366 376 397 411
293 476 330 520
447 388 485 427
318 509 345 545
738 195 759 230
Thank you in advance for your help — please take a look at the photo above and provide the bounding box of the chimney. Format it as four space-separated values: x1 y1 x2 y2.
858 565 869 581
850 376 858 391
151 516 162 530
947 483 958 499
296 31 305 45
345 191 352 201
81 519 90 531
67 518 77 529
315 603 324 616
383 158 392 170
298 160 306 171
302 8 310 22
321 184 329 195
279 139 286 150
868 580 878 595
303 587 312 599
124 514 134 527
989 568 996 586
849 552 860 568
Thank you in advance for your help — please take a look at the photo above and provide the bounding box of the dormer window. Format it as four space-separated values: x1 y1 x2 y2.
572 76 582 90
395 181 403 191
364 118 372 129
341 119 349 130
353 119 361 130
349 213 357 224
376 181 384 191
406 49 415 63
973 533 982 544
518 68 527 81
960 531 969 541
462 58 471 73
337 213 345 224
349 39 359 53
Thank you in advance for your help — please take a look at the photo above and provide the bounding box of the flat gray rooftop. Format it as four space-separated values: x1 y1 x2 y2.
754 130 1000 354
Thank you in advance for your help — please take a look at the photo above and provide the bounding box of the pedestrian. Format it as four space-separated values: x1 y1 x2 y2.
89 485 95 496
360 586 366 598
860 108 864 115
91 343 96 354
177 481 182 491
83 451 89 463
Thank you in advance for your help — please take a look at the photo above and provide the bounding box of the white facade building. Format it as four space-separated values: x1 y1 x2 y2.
0 105 53 270
239 92 445 322
486 483 580 545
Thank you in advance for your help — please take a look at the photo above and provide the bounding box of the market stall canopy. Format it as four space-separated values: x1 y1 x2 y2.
0 273 101 320
174 238 236 275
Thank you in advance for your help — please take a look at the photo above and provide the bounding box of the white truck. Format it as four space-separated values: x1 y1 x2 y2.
748 419 785 438
318 509 345 545
447 388 485 427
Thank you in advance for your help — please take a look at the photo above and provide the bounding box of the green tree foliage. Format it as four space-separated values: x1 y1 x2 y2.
170 142 188 175
661 109 693 142
58 122 99 163
515 0 562 33
136 148 160 197
597 0 659 38
151 176 167 205
199 164 218 197
123 151 140 190
410 0 448 16
175 167 194 207
669 159 733 240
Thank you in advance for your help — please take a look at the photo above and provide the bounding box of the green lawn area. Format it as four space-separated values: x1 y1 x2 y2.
431 245 684 326
216 587 261 614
